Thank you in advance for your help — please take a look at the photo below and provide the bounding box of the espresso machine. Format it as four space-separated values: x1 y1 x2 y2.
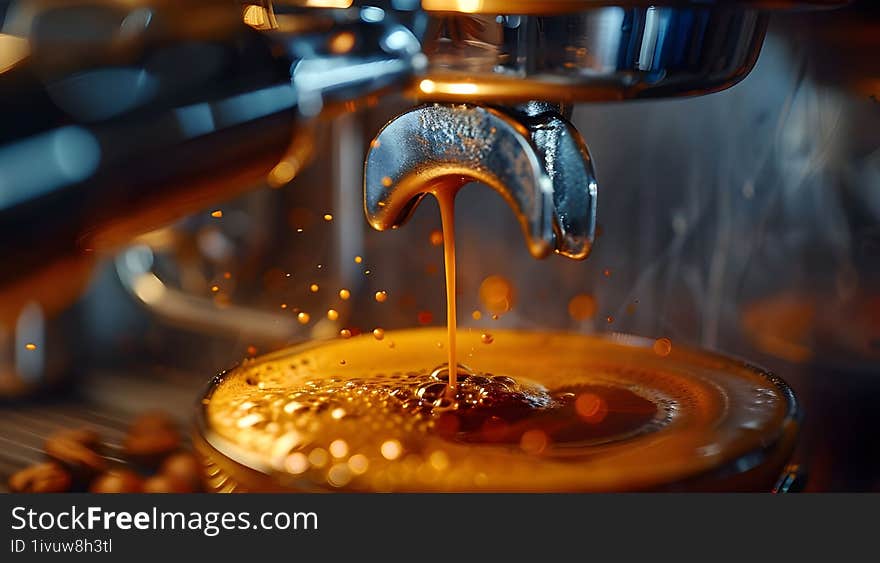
1 0 878 491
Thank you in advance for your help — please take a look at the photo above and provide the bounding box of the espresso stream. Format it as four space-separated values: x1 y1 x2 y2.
435 186 460 395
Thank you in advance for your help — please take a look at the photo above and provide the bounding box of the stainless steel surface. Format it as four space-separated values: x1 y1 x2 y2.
364 103 597 259
418 9 769 102
418 0 848 15
0 0 420 307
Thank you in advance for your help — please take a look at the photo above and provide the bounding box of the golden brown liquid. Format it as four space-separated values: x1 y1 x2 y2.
198 328 796 491
435 186 460 395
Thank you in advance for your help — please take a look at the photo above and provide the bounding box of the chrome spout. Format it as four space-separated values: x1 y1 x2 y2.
364 102 597 259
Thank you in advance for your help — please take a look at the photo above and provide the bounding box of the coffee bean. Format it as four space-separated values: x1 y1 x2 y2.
123 412 181 468
90 470 144 493
44 428 106 481
8 462 72 493
49 428 102 448
123 431 180 468
130 411 177 433
143 474 194 493
160 452 203 492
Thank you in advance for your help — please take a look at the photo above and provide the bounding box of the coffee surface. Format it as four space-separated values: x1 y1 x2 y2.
203 327 792 491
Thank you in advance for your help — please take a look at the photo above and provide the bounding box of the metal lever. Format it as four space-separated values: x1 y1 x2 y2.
364 103 597 260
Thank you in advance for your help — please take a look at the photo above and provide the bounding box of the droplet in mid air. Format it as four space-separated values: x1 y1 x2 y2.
429 230 443 246
568 294 597 321
479 275 515 315
653 338 672 357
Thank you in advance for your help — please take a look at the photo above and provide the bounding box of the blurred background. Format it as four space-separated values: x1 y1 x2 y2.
1 1 878 491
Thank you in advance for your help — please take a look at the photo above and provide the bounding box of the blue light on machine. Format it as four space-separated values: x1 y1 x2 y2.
360 6 385 22
175 103 216 138
293 58 410 116
382 28 420 55
47 68 158 122
0 126 101 210
211 83 297 129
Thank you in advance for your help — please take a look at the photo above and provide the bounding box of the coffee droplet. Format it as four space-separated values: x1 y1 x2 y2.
339 329 352 339
374 291 388 303
480 333 494 344
479 275 515 315
653 338 672 357
309 283 319 293
603 268 612 278
211 210 223 218
429 230 443 246
354 256 363 264
339 289 351 300
471 310 482 320
568 294 597 321
24 343 37 351
381 176 393 188
297 312 311 324
327 309 339 321
323 214 333 222
373 328 385 340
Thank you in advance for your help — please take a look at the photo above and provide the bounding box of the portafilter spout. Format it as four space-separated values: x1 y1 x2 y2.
364 103 597 260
